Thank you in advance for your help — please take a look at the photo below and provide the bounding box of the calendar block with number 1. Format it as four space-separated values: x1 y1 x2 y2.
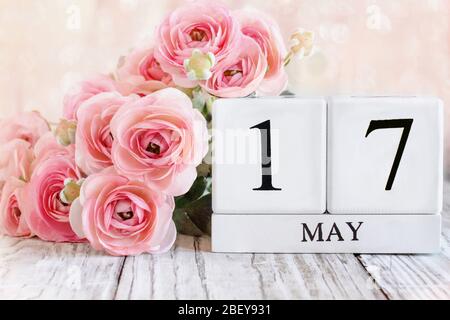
212 97 327 214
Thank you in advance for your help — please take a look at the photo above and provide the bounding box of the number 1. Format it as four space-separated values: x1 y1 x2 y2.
251 120 282 191
365 119 413 191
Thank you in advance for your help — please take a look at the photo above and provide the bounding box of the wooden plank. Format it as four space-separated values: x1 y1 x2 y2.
2 187 449 300
115 236 386 300
357 180 450 299
0 236 124 300
205 252 386 299
115 235 209 299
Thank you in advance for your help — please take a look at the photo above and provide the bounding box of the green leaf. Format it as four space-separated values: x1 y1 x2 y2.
173 209 204 237
174 194 212 236
175 176 209 208
196 163 211 178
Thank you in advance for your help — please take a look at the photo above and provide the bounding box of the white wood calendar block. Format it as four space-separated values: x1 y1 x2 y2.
212 213 441 254
212 97 326 214
327 96 443 214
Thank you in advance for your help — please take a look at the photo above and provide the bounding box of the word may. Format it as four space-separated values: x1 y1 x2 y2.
301 222 364 242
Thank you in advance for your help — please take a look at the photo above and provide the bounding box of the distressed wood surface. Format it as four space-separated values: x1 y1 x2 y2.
356 180 450 300
0 182 449 300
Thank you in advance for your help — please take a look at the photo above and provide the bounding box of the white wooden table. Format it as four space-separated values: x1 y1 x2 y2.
1 183 449 300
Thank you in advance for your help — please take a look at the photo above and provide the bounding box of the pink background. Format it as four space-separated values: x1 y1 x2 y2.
1 0 449 169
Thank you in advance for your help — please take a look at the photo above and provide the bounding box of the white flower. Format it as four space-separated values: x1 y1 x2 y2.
55 119 77 146
59 178 83 205
284 29 315 66
289 29 315 58
184 50 216 81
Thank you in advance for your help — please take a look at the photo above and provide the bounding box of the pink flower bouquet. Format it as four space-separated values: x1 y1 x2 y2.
0 1 313 256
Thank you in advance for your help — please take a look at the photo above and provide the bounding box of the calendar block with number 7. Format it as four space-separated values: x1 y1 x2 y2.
327 96 443 214
212 97 327 214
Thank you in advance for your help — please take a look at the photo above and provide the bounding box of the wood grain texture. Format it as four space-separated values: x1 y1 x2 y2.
114 236 384 300
0 237 124 299
356 181 450 300
0 183 449 300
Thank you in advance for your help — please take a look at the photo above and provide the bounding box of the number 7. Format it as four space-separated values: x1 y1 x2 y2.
365 119 413 191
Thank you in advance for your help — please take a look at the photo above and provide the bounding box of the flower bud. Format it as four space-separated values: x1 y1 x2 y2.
184 50 216 81
289 29 314 58
59 178 83 205
284 29 315 66
55 119 77 146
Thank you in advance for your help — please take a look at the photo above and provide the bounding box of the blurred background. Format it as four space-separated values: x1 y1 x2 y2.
0 0 449 168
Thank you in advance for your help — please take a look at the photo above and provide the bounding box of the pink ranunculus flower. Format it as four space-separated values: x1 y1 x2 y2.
202 36 268 98
0 177 31 237
0 111 50 146
69 167 176 256
234 9 288 96
154 1 241 88
75 92 138 175
110 88 208 196
63 74 118 120
0 139 34 183
33 132 74 162
115 46 174 96
21 133 84 242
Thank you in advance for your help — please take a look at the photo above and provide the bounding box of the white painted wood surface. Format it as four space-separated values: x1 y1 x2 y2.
1 182 449 300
